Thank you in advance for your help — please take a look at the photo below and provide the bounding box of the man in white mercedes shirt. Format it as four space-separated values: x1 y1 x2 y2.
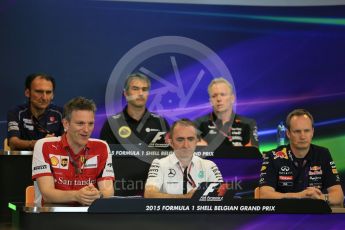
144 119 223 198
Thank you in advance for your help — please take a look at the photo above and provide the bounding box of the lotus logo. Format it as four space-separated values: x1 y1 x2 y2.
118 126 131 138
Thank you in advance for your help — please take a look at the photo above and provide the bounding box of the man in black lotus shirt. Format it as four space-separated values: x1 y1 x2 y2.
259 109 344 207
195 77 258 149
100 73 169 195
100 73 169 146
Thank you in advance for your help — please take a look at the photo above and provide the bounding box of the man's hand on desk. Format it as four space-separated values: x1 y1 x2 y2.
76 184 102 206
300 187 323 200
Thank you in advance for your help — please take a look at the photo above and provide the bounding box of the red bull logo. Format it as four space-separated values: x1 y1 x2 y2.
273 148 288 159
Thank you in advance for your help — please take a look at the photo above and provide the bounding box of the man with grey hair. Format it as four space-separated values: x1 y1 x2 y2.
259 109 344 207
195 77 258 148
100 73 169 196
100 73 169 146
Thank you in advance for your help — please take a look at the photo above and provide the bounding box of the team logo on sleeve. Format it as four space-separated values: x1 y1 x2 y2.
118 126 131 138
273 148 288 159
330 161 338 174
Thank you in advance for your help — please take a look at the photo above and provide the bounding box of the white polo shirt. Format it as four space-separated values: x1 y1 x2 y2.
145 154 223 194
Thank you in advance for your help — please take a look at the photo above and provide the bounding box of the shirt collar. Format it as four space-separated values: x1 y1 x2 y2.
287 144 312 162
61 133 91 154
27 102 52 118
123 106 149 122
210 112 236 125
171 153 196 168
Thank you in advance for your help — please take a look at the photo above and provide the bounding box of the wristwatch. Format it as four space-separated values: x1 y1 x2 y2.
324 193 329 204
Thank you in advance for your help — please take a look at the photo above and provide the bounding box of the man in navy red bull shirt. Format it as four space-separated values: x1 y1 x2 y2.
259 109 344 207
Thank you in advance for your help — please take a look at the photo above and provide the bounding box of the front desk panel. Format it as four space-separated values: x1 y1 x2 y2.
16 213 345 230
10 198 345 230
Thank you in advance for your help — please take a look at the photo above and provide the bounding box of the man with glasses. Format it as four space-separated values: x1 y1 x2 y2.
7 73 64 150
144 119 223 198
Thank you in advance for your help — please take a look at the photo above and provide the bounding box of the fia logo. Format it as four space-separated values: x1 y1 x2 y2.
199 183 224 202
201 183 220 196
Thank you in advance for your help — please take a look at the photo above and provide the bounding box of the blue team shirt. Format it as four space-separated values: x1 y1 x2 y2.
7 103 64 144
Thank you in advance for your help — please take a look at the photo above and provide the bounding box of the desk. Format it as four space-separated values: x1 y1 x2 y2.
111 145 262 196
9 199 345 230
0 151 33 222
1 147 262 221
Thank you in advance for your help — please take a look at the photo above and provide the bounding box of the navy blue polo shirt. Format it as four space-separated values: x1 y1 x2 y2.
259 144 341 193
7 103 64 142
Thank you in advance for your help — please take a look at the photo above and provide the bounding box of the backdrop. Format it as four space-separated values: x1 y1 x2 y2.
1 0 345 170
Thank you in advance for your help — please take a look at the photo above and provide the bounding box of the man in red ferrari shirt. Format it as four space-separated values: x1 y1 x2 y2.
32 97 114 205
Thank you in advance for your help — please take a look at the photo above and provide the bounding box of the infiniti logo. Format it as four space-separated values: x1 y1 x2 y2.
281 166 290 172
